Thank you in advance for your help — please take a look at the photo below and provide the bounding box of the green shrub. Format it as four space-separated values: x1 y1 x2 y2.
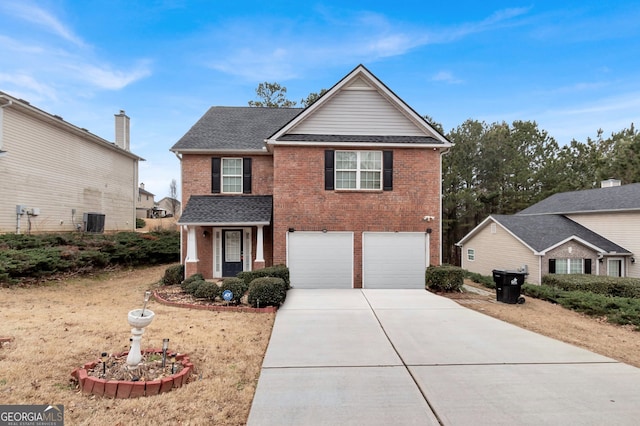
136 218 146 229
248 277 287 308
219 277 248 304
541 274 640 299
522 284 564 303
0 231 180 285
161 264 184 285
237 265 290 289
194 281 220 300
522 285 640 330
425 265 464 292
181 273 204 291
183 277 206 295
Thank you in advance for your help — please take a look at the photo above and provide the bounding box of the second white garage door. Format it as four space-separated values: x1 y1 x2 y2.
363 232 428 289
288 232 353 288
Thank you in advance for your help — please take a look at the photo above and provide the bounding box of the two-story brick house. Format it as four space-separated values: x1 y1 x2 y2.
171 65 451 288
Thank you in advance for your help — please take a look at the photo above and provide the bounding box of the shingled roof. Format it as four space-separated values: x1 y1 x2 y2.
492 214 630 254
518 183 640 215
171 107 303 152
178 195 272 225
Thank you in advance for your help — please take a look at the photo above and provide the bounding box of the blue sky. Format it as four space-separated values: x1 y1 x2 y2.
1 1 639 199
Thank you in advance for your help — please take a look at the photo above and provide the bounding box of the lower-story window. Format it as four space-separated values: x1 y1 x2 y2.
549 258 592 274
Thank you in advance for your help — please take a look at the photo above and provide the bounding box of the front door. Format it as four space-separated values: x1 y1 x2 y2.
222 230 243 277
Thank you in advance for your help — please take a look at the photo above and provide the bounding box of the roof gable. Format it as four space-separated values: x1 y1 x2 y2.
267 65 450 147
519 183 640 215
492 214 630 254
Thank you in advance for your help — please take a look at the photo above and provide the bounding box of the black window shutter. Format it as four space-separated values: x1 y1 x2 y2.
211 157 221 193
325 150 334 190
549 259 556 274
243 158 252 194
383 150 393 191
584 259 592 274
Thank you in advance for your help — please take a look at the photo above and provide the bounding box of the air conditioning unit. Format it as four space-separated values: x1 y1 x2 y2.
83 212 105 233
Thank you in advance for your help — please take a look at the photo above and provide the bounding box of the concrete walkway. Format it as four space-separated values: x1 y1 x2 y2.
247 289 640 425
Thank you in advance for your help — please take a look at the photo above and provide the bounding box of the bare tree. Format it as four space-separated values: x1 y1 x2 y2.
169 179 179 216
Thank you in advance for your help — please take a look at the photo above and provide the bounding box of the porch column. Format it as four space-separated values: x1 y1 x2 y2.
254 224 265 270
184 225 199 277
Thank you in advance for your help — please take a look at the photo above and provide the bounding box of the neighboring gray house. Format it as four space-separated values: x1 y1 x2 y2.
156 196 181 218
458 180 639 284
0 92 143 233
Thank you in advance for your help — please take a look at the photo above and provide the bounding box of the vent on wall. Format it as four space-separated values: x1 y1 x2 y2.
83 213 105 233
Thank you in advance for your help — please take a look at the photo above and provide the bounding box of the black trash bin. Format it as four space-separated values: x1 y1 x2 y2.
492 269 526 304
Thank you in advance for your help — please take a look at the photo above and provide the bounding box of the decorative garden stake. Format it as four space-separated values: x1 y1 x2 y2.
170 352 177 374
162 338 169 368
101 352 108 377
126 292 155 370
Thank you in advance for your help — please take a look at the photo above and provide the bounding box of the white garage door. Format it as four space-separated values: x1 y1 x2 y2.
288 232 353 288
363 232 427 289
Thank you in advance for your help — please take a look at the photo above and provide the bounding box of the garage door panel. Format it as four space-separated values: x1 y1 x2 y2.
363 232 426 289
289 232 353 288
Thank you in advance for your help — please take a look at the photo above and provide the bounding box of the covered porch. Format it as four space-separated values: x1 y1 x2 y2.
178 195 273 279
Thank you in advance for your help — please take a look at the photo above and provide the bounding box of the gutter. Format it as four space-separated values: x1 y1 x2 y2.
0 96 13 157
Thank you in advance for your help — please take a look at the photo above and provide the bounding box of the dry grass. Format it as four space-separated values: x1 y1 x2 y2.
0 265 275 425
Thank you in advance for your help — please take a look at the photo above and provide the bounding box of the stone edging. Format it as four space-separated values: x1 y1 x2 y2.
152 288 277 313
71 350 193 398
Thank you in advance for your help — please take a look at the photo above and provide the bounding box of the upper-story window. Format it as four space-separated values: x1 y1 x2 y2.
222 158 243 193
335 151 382 190
325 149 392 191
212 157 252 194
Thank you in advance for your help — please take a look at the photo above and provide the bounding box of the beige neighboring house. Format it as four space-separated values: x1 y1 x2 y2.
136 183 155 219
457 180 638 284
0 91 144 234
156 196 181 218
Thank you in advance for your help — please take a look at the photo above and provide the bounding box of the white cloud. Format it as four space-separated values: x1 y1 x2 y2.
431 71 463 84
205 7 531 81
0 2 85 47
67 61 153 90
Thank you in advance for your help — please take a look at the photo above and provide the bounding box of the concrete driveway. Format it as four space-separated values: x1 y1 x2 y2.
247 289 640 425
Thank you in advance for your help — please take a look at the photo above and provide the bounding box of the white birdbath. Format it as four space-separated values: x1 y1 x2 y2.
126 308 155 369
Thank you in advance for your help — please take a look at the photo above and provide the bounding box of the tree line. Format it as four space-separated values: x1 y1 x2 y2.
248 83 640 264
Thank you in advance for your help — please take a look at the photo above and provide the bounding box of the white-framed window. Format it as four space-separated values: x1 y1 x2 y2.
222 158 242 193
335 151 382 190
607 258 623 277
491 223 497 234
555 259 583 274
467 248 475 261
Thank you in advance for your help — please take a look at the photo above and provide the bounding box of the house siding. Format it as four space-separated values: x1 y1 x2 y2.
272 145 442 288
290 89 425 136
567 212 639 278
0 107 137 233
461 221 540 284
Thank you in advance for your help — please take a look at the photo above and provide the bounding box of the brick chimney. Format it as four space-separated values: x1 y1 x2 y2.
114 110 130 151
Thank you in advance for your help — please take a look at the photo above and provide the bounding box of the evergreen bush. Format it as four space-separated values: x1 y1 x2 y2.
247 277 287 307
161 264 184 285
194 281 220 300
219 277 248 304
425 265 464 292
237 265 290 288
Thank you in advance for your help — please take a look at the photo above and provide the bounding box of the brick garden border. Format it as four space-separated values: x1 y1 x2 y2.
152 288 277 313
71 350 193 399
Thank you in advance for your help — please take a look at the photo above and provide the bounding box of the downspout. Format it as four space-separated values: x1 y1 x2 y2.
173 151 184 267
439 147 451 265
0 97 13 156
